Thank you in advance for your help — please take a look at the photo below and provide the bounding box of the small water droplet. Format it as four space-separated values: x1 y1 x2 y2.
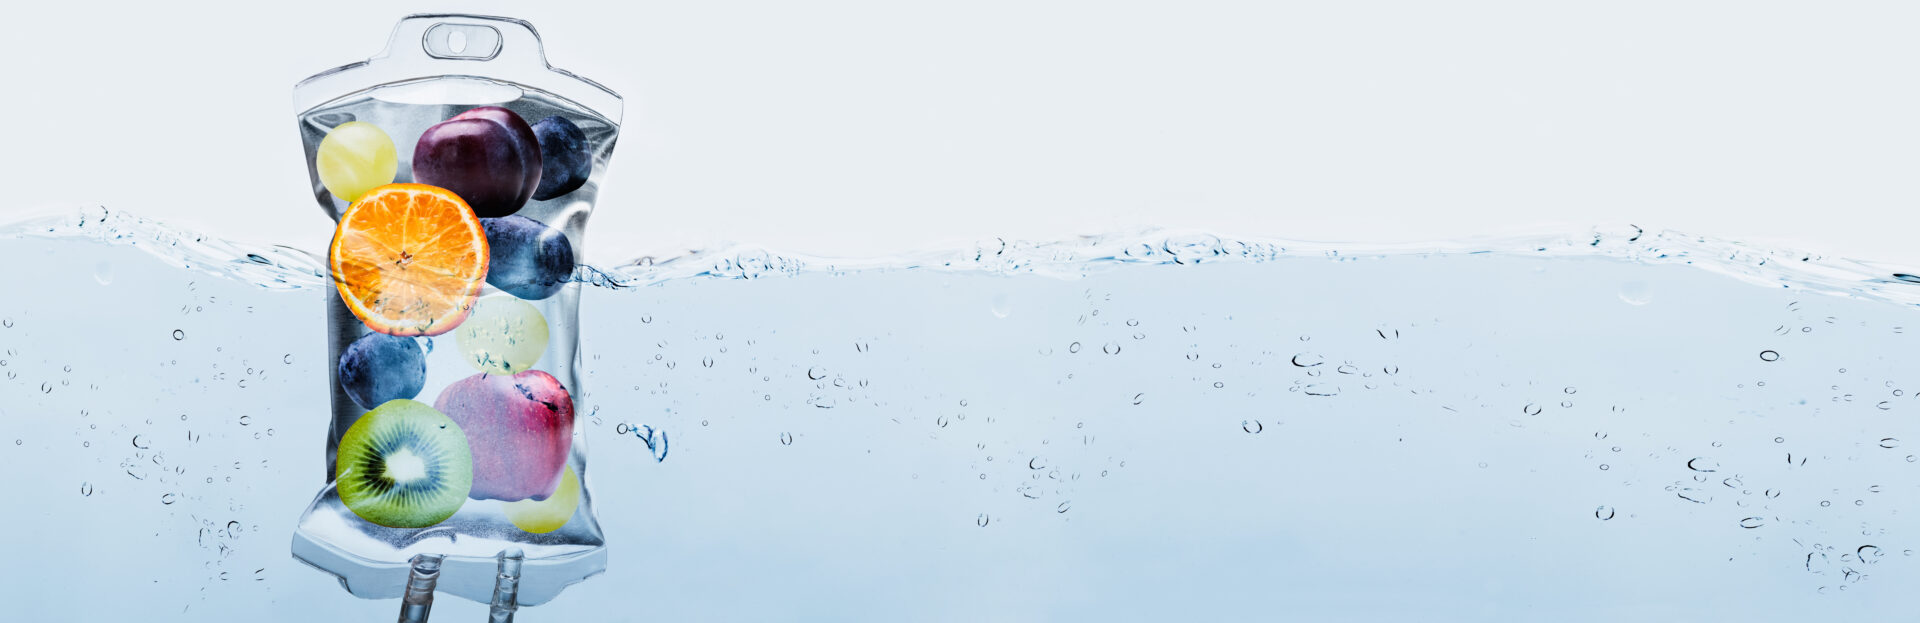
1068 342 1082 354
1290 352 1324 367
238 416 250 426
990 294 1011 318
1523 403 1542 416
1596 506 1615 520
1740 517 1765 528
779 432 793 446
1131 393 1145 405
1057 501 1072 514
977 513 990 527
160 493 176 505
131 435 149 449
1242 420 1263 434
1759 350 1780 362
1618 281 1650 305
283 354 293 365
1687 457 1718 472
1881 438 1900 449
80 482 92 496
172 329 184 341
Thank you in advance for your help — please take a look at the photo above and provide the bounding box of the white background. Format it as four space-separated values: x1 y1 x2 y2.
2 1 1917 265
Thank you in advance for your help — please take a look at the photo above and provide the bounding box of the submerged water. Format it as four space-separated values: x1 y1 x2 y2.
2 208 1918 621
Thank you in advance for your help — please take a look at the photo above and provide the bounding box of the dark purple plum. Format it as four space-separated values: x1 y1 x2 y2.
531 116 591 201
337 332 426 411
413 106 541 217
482 215 575 300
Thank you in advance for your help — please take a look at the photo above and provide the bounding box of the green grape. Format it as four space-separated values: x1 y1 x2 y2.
455 296 549 375
503 464 580 533
316 121 398 203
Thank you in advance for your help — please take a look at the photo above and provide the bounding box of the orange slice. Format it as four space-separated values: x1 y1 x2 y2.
329 184 489 337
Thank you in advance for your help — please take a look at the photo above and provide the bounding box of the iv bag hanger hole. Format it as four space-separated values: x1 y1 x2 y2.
423 23 501 60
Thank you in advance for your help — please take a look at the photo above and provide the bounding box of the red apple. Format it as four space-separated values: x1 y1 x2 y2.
434 370 574 501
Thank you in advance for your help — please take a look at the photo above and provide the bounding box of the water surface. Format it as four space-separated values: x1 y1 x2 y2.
2 208 1916 621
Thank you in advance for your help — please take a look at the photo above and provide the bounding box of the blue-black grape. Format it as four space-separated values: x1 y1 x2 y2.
531 116 591 201
337 332 427 410
482 215 575 300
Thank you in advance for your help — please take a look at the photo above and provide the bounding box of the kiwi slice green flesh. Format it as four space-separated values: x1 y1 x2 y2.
336 399 474 528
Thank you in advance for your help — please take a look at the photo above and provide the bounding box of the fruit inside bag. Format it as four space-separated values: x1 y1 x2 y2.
288 14 619 605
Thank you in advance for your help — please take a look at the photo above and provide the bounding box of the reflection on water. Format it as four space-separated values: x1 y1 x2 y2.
1 209 1917 620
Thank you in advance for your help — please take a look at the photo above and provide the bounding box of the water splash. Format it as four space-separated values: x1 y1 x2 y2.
8 207 1920 306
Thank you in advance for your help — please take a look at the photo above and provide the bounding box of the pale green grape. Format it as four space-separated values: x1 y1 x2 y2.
316 121 398 203
503 465 579 533
455 296 549 375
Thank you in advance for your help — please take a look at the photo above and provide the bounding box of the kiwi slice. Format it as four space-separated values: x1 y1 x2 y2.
336 399 474 528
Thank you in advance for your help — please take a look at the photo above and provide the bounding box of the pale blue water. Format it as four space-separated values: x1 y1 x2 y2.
2 207 1918 621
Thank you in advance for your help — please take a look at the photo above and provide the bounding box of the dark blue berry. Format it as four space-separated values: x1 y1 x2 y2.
482 215 575 300
338 332 426 411
530 116 591 201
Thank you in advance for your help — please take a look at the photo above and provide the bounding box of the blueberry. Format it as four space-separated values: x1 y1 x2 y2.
338 332 426 411
530 116 591 201
482 215 576 300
